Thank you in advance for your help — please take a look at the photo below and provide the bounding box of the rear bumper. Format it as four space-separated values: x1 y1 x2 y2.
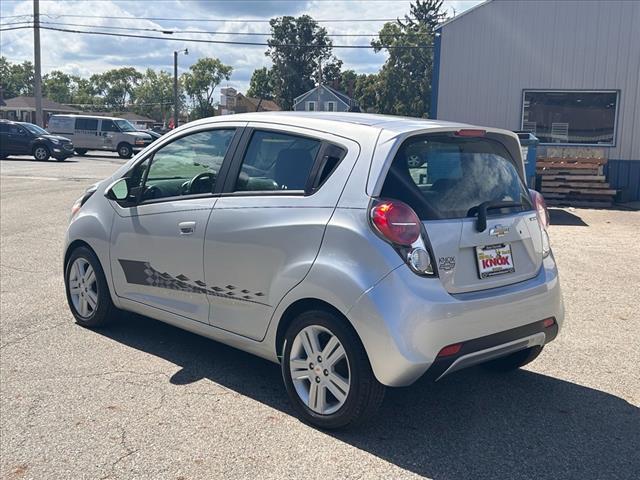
347 254 564 387
421 318 557 381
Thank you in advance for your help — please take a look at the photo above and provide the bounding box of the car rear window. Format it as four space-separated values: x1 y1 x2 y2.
381 134 532 220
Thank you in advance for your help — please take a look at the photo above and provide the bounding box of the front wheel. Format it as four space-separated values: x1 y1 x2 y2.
33 145 50 161
281 310 385 429
64 246 115 328
75 148 88 156
117 143 133 158
482 346 544 372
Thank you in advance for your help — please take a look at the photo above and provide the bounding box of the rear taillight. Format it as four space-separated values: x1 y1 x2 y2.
370 199 421 246
370 199 435 276
529 189 551 258
455 129 486 137
529 189 549 230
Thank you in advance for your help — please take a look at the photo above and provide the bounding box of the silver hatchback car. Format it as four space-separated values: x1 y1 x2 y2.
64 112 564 429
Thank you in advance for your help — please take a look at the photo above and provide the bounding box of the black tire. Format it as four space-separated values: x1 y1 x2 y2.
55 156 67 162
32 144 50 161
0 153 8 159
64 246 115 328
281 309 385 429
117 143 133 158
75 148 88 156
482 346 544 372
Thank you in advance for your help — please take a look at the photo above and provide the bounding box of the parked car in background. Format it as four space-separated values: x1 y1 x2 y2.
63 112 563 429
0 119 74 161
136 128 163 143
48 115 153 158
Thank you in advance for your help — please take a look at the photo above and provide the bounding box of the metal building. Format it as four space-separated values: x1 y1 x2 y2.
431 0 640 201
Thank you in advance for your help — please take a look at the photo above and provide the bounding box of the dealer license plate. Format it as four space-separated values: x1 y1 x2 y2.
476 243 515 279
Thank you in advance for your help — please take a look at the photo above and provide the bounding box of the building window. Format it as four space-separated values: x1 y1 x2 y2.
521 90 618 146
306 101 316 112
325 101 336 112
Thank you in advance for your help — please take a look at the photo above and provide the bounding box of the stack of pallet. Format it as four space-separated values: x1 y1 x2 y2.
536 157 616 208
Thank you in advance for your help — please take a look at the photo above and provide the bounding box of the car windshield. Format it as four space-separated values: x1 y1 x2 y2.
22 123 49 135
115 120 137 132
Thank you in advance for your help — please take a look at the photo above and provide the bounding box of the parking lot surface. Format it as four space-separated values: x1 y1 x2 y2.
1 153 639 480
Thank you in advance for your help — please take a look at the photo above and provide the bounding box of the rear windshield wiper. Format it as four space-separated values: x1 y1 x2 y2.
467 201 522 232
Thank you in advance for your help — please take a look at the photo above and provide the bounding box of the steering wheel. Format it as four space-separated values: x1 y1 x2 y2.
142 185 162 201
185 171 217 194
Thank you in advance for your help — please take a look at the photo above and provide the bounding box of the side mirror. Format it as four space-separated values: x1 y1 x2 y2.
105 178 131 202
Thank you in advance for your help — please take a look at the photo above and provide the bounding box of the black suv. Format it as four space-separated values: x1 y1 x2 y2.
0 120 74 161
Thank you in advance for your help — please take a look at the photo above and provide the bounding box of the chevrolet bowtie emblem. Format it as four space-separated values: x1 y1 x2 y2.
489 225 509 237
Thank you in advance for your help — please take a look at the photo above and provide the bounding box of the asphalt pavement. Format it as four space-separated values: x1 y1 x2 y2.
1 153 639 479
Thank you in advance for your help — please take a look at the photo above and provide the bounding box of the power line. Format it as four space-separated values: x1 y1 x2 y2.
32 20 434 37
40 13 406 23
35 25 433 49
0 26 31 32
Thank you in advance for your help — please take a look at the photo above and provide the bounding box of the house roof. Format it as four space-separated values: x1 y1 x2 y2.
238 94 281 112
293 85 357 107
116 112 156 122
0 96 80 112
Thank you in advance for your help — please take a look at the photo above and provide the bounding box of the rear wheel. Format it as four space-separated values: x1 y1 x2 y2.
117 143 133 158
281 310 385 429
64 246 115 328
33 145 50 161
75 148 88 156
482 346 544 372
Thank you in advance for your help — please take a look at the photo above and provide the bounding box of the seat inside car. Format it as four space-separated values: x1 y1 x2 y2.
274 149 314 190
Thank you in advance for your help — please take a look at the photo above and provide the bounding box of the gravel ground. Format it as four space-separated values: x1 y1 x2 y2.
1 154 639 480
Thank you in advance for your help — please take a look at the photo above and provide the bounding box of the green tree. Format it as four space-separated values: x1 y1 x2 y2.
134 69 175 121
43 70 73 104
334 69 357 97
181 57 233 119
266 15 342 110
72 77 102 110
0 57 34 98
91 67 143 110
353 73 379 113
371 0 446 117
246 67 274 100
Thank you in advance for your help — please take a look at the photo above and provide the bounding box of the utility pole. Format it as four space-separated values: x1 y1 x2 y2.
173 48 188 129
33 0 43 126
317 58 322 111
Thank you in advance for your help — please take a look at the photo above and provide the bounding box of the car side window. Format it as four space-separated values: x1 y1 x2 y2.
140 129 235 201
101 120 119 132
234 130 321 192
76 118 98 131
9 125 26 135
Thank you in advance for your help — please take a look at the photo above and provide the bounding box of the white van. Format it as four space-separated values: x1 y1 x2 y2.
48 115 152 158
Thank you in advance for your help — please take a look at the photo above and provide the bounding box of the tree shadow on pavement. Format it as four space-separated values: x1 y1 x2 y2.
97 313 639 480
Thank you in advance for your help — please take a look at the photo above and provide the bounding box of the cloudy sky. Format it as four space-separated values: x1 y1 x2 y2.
1 0 481 94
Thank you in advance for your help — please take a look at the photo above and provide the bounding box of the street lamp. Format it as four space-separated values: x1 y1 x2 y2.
173 48 188 128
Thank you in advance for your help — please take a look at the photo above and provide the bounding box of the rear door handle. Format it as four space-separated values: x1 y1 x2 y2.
178 221 196 235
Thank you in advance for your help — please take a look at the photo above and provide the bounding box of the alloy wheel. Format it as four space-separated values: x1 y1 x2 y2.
34 147 48 160
289 325 351 415
68 257 98 318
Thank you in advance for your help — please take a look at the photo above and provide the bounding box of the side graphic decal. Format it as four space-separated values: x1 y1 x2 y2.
118 259 268 306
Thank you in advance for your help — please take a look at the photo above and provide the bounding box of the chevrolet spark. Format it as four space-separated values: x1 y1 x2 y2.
64 112 563 429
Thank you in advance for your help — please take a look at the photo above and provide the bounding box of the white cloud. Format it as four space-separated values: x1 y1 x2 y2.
1 0 481 96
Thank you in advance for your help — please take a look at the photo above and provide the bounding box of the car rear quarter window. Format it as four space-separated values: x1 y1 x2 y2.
234 130 321 192
381 134 532 220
